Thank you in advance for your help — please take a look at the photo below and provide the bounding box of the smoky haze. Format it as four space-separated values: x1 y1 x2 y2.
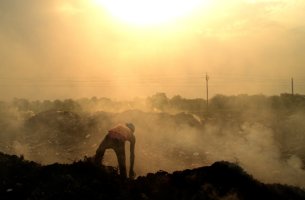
0 94 305 189
1 0 305 100
1 0 305 190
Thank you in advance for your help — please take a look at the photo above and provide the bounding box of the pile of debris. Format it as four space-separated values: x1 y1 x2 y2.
1 152 304 200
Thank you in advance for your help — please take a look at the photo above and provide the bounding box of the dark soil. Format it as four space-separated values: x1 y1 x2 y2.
1 152 304 200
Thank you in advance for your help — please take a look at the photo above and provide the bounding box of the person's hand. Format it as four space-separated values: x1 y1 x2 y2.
129 170 136 179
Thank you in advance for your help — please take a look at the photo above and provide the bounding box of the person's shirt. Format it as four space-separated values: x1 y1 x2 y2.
108 124 134 141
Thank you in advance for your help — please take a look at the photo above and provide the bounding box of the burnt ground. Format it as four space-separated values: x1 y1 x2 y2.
0 152 305 200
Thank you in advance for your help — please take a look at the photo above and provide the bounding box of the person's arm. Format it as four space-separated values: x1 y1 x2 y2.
129 135 136 179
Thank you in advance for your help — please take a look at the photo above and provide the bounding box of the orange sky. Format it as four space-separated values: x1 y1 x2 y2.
0 0 305 100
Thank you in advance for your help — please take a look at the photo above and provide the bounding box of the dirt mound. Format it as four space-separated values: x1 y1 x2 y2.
1 152 304 200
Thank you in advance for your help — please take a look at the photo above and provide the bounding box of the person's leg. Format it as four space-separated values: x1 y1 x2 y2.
94 135 111 166
114 141 127 178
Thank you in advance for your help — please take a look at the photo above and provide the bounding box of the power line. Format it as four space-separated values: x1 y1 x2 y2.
0 74 304 95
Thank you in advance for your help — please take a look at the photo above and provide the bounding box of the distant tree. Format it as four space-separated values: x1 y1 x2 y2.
169 95 183 110
62 99 82 112
53 99 63 110
169 95 205 114
13 98 30 111
147 93 169 111
91 96 98 103
210 94 228 110
41 100 53 112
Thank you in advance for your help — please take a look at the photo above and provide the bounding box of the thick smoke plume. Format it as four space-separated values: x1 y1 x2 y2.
0 94 304 188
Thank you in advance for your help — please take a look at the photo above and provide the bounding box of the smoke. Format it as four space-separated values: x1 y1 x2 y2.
0 97 305 189
1 0 305 101
128 115 305 188
201 122 305 187
93 108 304 188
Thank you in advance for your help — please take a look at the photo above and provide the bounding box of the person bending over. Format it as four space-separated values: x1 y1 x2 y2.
94 123 136 179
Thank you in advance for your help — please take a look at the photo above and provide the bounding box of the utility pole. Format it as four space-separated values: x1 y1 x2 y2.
291 77 294 95
206 73 209 112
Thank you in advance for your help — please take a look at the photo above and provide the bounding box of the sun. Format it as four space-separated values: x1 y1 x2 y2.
93 0 210 26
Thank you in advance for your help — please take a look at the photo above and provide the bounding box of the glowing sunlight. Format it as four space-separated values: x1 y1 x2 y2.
93 0 210 26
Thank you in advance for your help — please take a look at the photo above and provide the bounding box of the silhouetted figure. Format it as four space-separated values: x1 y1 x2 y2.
94 123 136 179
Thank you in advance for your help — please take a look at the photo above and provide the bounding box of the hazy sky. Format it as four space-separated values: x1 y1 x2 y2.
1 0 305 100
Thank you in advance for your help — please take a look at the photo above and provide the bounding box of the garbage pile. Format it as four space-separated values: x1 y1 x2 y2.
1 152 304 200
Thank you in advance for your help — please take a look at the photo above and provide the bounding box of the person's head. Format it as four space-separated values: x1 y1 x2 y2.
126 123 135 133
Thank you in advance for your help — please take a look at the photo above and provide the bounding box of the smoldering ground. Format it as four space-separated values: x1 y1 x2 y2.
0 98 305 189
